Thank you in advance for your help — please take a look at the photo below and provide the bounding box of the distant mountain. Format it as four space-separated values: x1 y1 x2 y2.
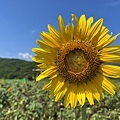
0 58 37 80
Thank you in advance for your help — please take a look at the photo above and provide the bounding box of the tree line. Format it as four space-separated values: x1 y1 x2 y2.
0 58 38 80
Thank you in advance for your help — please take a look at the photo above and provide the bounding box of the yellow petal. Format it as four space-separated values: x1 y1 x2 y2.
37 63 49 70
49 70 60 79
55 81 68 101
32 56 43 63
99 53 120 63
58 15 65 34
58 16 67 43
72 24 78 40
36 40 58 55
48 24 62 44
42 75 59 91
82 83 94 105
93 26 108 46
32 56 52 63
87 81 100 102
64 83 78 108
99 45 120 54
103 77 119 91
65 24 73 41
91 79 104 99
40 32 61 48
32 48 52 57
97 33 120 49
71 14 79 35
77 83 86 106
84 16 93 39
69 83 78 108
64 88 70 107
32 47 57 60
50 76 65 97
78 14 87 39
89 19 103 44
94 73 119 95
71 14 79 23
42 81 52 91
36 66 58 81
100 64 120 78
88 18 103 42
98 26 109 40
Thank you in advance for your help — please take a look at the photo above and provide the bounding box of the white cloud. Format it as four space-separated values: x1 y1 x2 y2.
18 52 32 60
106 0 120 6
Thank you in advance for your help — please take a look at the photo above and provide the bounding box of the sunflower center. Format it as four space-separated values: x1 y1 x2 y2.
65 49 87 73
57 40 100 83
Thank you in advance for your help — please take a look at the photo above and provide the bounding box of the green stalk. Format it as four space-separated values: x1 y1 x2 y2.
81 103 86 120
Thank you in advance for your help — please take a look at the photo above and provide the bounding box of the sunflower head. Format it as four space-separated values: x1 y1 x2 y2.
57 40 100 83
32 14 120 108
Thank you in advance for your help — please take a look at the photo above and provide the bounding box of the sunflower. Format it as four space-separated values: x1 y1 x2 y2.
32 14 120 108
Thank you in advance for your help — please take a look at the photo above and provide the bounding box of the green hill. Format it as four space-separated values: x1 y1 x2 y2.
0 58 37 80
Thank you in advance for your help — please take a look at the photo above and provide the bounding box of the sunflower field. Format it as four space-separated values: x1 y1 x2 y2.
0 79 120 120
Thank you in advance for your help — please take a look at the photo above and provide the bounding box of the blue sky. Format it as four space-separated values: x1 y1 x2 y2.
0 0 120 61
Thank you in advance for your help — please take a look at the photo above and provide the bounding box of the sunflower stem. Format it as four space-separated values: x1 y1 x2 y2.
81 103 86 120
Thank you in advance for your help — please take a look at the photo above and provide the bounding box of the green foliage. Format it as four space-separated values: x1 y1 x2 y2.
0 79 120 120
0 58 37 80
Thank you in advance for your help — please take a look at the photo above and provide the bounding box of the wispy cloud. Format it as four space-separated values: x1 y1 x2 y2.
18 52 32 60
106 0 120 7
31 29 36 34
6 52 10 55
